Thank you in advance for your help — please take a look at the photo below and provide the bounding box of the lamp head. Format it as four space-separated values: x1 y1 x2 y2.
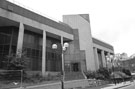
52 44 57 49
63 42 69 48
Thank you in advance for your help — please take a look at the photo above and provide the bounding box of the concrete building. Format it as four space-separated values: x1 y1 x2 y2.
0 0 114 76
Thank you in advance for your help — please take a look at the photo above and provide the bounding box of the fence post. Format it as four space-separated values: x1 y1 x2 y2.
20 70 23 88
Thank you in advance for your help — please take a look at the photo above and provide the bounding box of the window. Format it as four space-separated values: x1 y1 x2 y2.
71 63 80 72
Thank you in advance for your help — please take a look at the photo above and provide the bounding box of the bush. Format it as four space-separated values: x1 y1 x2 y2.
85 67 111 80
24 73 61 83
122 68 131 76
97 67 111 80
0 49 29 81
84 71 97 79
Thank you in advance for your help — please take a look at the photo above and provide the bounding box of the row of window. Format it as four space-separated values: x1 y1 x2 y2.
0 27 63 71
0 45 10 56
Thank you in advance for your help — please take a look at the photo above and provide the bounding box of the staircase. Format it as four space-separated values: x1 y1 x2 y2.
64 72 86 81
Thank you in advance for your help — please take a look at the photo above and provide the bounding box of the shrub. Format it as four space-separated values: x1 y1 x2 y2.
122 68 131 76
85 67 111 80
1 49 29 81
24 73 61 83
84 71 97 79
94 73 105 80
97 67 110 80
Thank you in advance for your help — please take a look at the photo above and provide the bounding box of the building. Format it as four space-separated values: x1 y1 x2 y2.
0 0 114 76
119 58 135 72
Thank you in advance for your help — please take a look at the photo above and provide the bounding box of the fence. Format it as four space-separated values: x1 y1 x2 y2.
0 70 23 89
0 70 62 89
0 70 110 89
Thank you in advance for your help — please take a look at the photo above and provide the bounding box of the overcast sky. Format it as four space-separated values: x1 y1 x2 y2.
8 0 135 56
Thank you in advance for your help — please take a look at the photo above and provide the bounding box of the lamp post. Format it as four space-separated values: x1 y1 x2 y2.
106 54 115 73
110 55 114 71
52 42 69 89
106 54 116 84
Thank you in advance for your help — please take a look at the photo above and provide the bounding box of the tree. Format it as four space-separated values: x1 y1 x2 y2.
3 49 29 70
1 49 30 80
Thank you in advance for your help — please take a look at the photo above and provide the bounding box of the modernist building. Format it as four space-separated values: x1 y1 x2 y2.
0 0 114 75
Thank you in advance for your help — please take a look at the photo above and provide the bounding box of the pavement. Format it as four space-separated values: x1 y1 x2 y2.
12 80 134 89
101 81 132 89
83 80 134 89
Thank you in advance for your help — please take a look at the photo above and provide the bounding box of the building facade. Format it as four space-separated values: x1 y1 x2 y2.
119 58 135 72
0 0 114 75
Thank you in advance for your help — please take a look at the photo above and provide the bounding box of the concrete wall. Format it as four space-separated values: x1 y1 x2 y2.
0 8 73 40
0 0 73 34
92 37 113 50
64 29 87 71
23 79 90 89
63 14 95 71
19 79 109 89
93 43 114 53
93 40 114 70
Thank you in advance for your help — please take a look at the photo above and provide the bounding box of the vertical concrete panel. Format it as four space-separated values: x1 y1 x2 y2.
42 30 46 76
16 22 24 57
93 47 99 70
101 50 106 67
63 14 95 71
68 42 74 54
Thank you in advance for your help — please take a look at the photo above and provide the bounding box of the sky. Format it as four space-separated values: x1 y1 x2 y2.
8 0 135 56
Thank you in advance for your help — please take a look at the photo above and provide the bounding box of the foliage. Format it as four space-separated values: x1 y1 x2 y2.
1 49 29 80
85 67 111 80
97 67 111 79
122 68 131 76
3 50 29 70
24 73 61 83
84 71 97 79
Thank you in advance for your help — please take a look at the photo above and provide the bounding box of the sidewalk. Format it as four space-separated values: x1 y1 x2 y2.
101 81 132 89
83 81 133 89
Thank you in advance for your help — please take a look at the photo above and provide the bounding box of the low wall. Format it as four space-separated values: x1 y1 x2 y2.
19 79 89 89
64 79 89 89
13 79 109 89
24 82 61 89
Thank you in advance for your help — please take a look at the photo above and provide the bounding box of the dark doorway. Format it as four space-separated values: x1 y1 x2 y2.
72 63 79 72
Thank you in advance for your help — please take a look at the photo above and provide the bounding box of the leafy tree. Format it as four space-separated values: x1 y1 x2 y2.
1 49 30 80
3 49 29 70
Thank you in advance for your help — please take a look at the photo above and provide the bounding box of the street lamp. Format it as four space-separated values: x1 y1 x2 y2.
52 42 69 89
106 54 115 71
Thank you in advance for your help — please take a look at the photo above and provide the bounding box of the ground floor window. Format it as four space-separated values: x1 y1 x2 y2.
71 63 80 72
0 27 17 69
0 26 63 72
46 48 62 72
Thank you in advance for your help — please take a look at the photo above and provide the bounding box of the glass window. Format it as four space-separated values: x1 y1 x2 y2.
46 39 52 48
